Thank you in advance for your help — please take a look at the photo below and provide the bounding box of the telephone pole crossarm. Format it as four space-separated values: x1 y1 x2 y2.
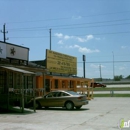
1 23 8 42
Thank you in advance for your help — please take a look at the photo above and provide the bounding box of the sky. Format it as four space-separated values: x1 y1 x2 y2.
0 0 130 79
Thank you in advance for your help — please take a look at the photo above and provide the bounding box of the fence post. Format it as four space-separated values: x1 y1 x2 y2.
110 90 114 97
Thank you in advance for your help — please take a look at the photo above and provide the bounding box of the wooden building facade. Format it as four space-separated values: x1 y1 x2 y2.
36 75 94 100
0 41 94 113
0 65 36 112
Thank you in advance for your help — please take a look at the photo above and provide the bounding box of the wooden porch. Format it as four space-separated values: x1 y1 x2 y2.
0 65 47 113
36 75 94 100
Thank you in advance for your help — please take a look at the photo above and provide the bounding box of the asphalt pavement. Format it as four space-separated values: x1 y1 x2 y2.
0 97 129 130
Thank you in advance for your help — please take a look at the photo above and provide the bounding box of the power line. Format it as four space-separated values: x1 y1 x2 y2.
9 36 48 39
7 18 130 31
6 22 130 32
52 22 130 30
77 61 130 64
9 31 130 39
1 10 130 24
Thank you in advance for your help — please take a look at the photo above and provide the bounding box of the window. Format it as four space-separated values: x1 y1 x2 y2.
27 76 33 89
0 70 6 93
60 92 69 96
8 71 13 88
46 92 53 98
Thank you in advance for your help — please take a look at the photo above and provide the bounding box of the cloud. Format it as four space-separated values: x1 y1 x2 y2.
76 37 85 42
121 46 127 49
58 40 63 44
90 64 99 69
54 33 63 38
64 35 74 40
95 37 101 40
86 35 94 40
67 45 73 48
73 45 80 48
72 15 82 20
54 33 94 43
76 35 94 42
90 64 105 69
59 46 63 48
119 67 126 70
64 35 70 40
77 67 83 77
68 44 100 53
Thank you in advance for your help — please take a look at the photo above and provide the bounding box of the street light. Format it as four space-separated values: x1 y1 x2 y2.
112 51 115 80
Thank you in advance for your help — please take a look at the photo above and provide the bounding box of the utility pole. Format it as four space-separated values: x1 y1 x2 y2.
83 55 86 78
49 29 52 75
99 64 102 80
1 23 8 42
49 29 51 50
112 51 115 80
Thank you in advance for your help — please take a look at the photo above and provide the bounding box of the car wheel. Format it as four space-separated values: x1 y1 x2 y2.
36 101 41 109
65 102 74 110
75 106 82 109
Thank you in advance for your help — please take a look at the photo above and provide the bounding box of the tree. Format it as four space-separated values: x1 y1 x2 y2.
114 75 123 81
125 75 130 79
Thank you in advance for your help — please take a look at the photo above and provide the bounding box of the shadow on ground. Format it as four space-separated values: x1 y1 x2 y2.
36 107 90 111
0 106 89 114
0 107 35 115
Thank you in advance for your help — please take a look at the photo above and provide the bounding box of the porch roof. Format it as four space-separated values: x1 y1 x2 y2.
0 66 35 75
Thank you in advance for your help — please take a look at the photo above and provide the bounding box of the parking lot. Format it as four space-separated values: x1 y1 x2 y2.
0 97 130 130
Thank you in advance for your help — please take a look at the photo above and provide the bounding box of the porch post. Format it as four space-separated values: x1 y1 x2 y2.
21 74 24 113
43 72 46 96
6 71 9 111
33 75 36 112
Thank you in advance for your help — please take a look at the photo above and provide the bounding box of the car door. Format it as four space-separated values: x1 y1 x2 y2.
44 92 61 107
56 92 70 106
50 92 63 107
45 92 69 107
52 92 65 107
38 92 53 107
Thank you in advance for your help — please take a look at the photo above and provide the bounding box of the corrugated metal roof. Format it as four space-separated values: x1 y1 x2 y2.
1 66 35 75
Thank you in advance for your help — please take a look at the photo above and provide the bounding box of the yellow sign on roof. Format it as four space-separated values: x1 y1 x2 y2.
46 49 77 75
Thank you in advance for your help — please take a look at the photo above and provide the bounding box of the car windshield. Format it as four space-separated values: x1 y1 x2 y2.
66 91 79 95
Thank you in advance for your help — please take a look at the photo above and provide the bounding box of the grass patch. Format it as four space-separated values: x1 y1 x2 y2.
94 87 130 91
93 94 130 97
